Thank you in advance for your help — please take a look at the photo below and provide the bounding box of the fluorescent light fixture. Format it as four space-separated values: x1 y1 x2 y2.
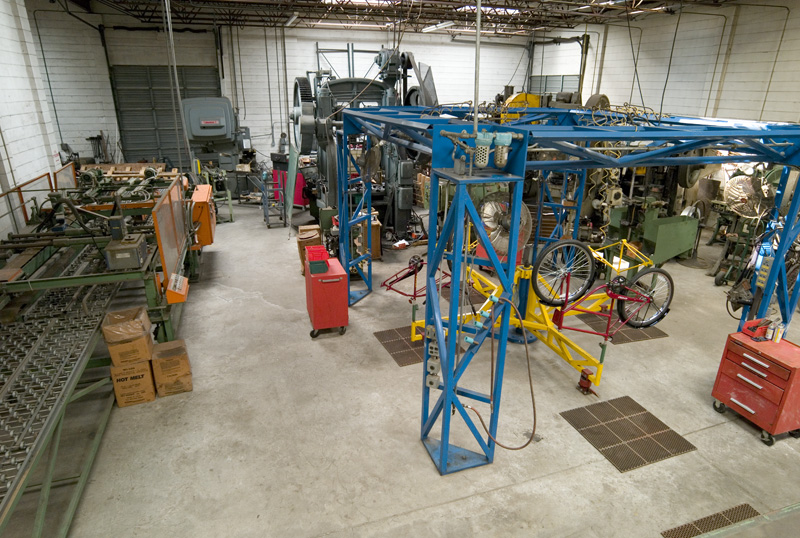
322 0 397 4
578 5 592 10
312 21 388 29
629 10 644 14
285 12 299 26
421 20 455 33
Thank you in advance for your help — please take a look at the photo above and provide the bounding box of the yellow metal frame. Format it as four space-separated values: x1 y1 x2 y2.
590 239 653 274
411 265 610 387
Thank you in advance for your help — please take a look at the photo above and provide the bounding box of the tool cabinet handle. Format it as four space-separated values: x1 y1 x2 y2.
741 362 767 378
737 374 763 390
730 398 755 414
743 353 770 369
319 278 342 283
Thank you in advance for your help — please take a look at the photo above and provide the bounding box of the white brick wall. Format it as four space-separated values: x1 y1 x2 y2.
0 0 57 187
8 0 800 205
25 0 120 160
535 2 800 122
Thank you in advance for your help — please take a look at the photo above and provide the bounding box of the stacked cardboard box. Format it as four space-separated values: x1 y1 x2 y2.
103 307 156 407
415 173 430 209
358 210 382 261
297 224 322 274
102 307 193 407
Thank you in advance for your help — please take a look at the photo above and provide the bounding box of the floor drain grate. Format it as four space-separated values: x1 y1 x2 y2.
661 503 760 538
373 326 425 367
561 396 696 472
576 313 668 344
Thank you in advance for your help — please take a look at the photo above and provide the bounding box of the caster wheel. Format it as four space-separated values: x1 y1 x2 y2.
760 430 775 446
789 429 800 439
713 399 726 414
339 326 347 335
714 273 727 286
310 329 320 339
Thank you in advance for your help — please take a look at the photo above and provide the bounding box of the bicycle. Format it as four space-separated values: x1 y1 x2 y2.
531 239 674 329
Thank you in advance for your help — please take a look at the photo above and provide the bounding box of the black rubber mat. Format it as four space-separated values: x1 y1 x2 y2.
661 504 760 538
576 313 668 345
373 326 425 367
561 396 696 472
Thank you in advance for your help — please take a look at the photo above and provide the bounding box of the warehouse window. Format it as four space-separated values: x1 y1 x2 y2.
112 66 221 167
528 74 580 96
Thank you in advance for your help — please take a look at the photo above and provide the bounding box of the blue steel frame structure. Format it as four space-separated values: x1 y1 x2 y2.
337 121 374 305
340 105 800 473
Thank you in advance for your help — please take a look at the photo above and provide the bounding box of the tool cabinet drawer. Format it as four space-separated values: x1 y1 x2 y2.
720 359 784 405
724 348 789 389
727 339 790 382
714 373 778 427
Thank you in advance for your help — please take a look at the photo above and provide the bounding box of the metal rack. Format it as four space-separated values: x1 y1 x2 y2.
0 246 119 536
341 105 800 474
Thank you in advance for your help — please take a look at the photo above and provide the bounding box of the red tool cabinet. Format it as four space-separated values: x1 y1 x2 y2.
304 257 348 338
711 332 800 445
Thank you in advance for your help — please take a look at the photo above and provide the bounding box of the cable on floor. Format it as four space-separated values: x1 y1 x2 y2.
465 296 537 451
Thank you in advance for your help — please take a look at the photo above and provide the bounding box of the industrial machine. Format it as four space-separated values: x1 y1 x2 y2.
337 103 800 475
0 163 214 533
182 97 252 172
290 48 438 240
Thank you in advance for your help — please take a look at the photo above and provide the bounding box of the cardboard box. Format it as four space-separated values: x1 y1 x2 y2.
152 340 193 397
102 307 152 343
102 307 155 367
359 218 382 260
297 224 322 274
107 335 154 367
110 361 156 407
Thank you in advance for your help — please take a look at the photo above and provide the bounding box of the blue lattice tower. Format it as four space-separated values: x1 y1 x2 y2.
337 115 373 305
420 124 528 474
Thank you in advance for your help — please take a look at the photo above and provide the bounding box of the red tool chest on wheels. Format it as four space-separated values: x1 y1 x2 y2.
712 332 800 445
304 257 348 338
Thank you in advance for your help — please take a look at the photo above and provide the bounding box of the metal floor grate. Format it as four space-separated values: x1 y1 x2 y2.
661 504 761 538
561 396 696 472
373 326 425 367
576 313 668 344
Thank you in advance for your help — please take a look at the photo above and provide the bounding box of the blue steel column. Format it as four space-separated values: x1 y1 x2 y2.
420 170 440 435
486 180 523 458
739 166 790 327
339 113 373 305
440 185 467 472
751 166 800 328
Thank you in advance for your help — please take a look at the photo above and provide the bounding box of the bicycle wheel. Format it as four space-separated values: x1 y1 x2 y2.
617 268 674 328
532 240 596 306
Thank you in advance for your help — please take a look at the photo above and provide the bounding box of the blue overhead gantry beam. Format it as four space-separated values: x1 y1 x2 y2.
339 106 800 473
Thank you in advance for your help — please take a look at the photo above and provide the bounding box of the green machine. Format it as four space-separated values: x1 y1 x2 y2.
609 201 698 266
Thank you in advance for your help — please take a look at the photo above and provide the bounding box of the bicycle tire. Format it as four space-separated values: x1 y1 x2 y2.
617 267 674 328
531 240 596 307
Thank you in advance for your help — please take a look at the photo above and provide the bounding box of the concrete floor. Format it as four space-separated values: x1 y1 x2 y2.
23 205 800 536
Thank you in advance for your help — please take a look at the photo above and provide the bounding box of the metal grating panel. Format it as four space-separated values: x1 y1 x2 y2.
0 247 119 519
561 396 696 473
112 65 221 168
576 313 668 344
373 326 425 367
661 504 761 538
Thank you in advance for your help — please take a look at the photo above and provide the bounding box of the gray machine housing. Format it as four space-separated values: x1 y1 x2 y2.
292 48 437 239
182 97 251 171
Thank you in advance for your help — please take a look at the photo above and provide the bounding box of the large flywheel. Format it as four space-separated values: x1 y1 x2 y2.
292 77 316 154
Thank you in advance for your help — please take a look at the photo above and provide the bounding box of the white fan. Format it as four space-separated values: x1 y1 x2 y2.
723 169 775 218
478 191 532 256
